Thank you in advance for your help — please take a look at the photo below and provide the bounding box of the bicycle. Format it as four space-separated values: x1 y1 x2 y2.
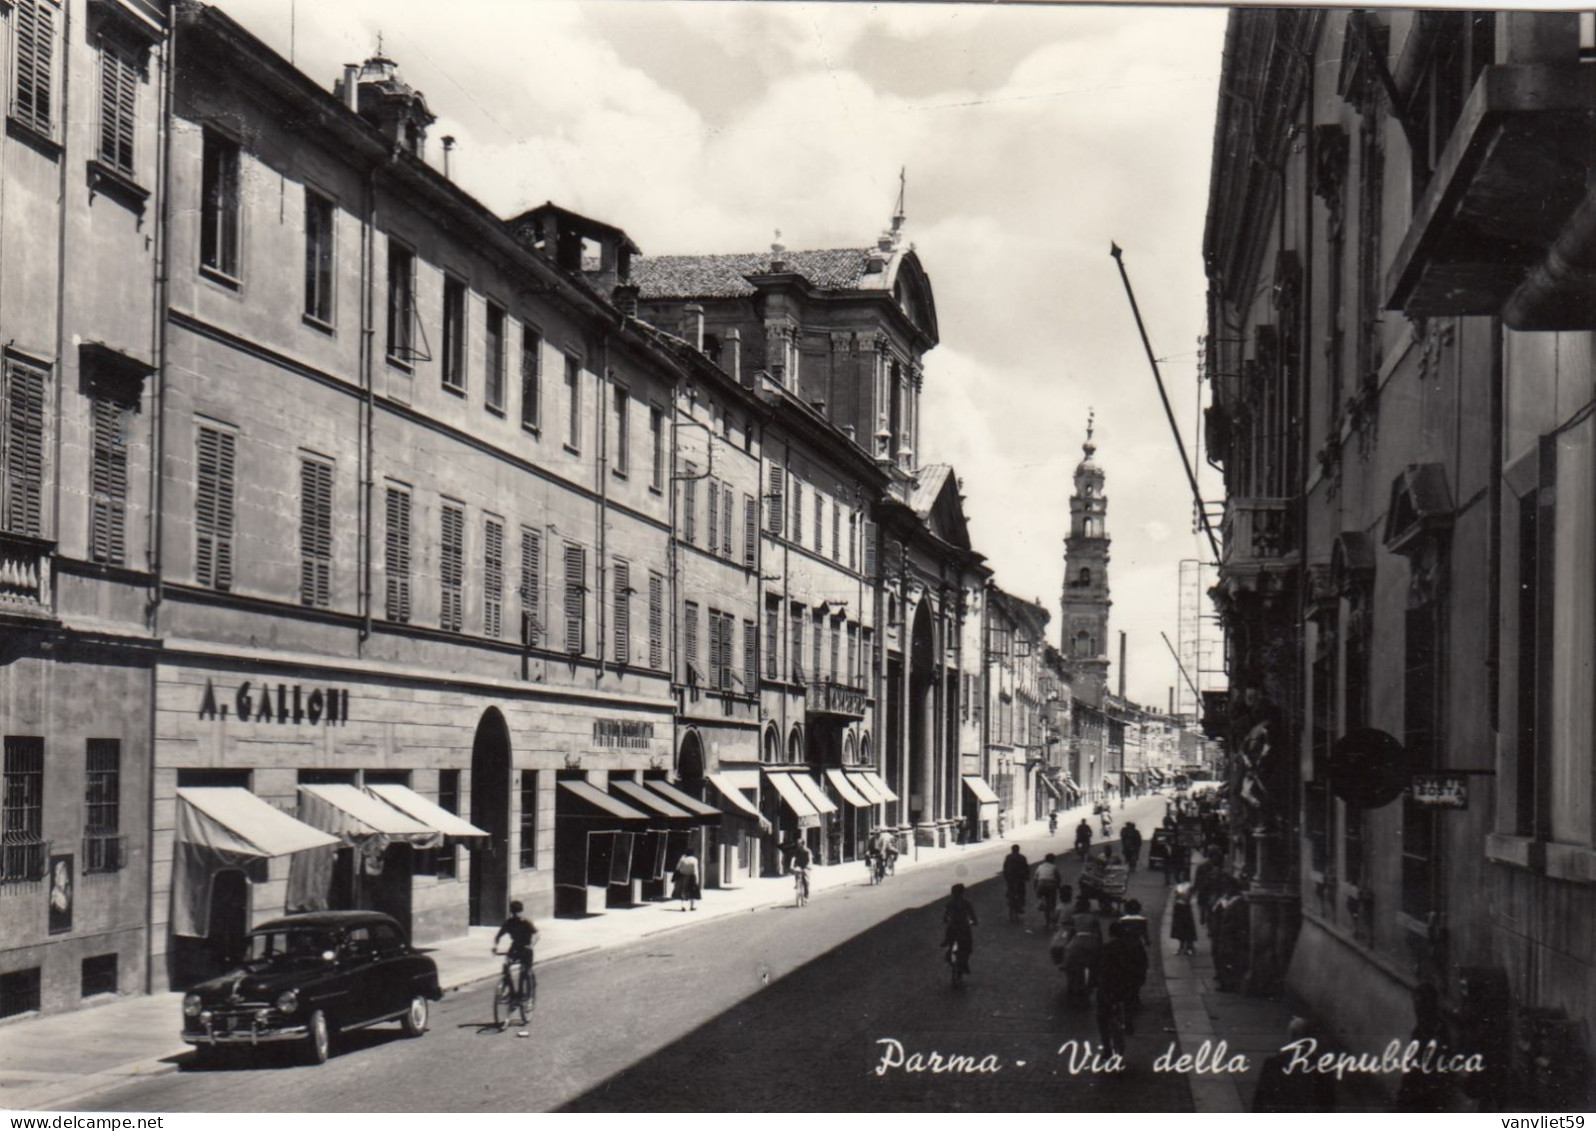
793 866 810 907
1005 883 1025 924
491 949 534 1030
868 852 887 885
947 938 965 988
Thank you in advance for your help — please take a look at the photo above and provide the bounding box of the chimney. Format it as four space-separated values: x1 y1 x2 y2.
1118 631 1127 698
683 304 704 352
612 283 640 320
727 328 742 384
340 64 359 111
1169 687 1174 715
441 136 455 179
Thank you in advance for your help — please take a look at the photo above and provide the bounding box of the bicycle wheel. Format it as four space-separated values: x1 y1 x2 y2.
949 946 963 988
492 977 512 1030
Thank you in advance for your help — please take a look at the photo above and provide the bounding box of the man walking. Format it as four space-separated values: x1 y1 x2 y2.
1120 821 1143 872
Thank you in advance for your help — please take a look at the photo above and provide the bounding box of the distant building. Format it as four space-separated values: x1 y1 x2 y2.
1060 414 1111 699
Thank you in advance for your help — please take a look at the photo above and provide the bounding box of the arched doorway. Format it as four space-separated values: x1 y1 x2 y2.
469 708 512 926
677 730 706 797
908 598 936 826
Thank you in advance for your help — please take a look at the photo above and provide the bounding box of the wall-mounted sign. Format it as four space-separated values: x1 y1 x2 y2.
1411 773 1468 809
48 853 73 935
198 679 350 726
593 720 655 748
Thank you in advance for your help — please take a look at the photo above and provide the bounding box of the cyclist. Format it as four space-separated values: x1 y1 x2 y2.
493 900 538 1000
1034 851 1064 927
1001 844 1030 920
1094 919 1141 1052
790 838 813 905
1075 817 1094 858
1048 810 1059 837
941 883 978 977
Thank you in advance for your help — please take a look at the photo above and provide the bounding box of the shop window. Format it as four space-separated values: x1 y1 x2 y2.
0 967 42 1018
84 739 122 874
519 770 538 869
81 954 118 999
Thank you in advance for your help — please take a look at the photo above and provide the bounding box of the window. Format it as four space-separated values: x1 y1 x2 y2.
650 406 665 491
862 520 877 577
384 486 411 623
765 595 781 679
200 130 240 279
386 240 414 363
814 494 824 554
299 457 333 608
194 423 235 591
442 276 466 392
81 954 118 999
612 557 630 663
791 480 803 546
519 770 538 868
707 476 719 551
848 512 857 570
484 303 506 412
520 327 541 431
563 542 585 654
433 769 460 878
610 385 628 475
830 618 840 682
722 484 734 558
708 608 725 692
11 0 55 137
98 39 138 178
684 600 699 679
682 461 697 544
3 737 45 883
564 356 582 450
847 623 858 687
483 517 504 639
790 604 805 683
766 463 784 535
744 619 757 695
0 968 41 1019
812 608 823 682
1406 13 1495 201
303 190 334 325
832 502 841 562
648 572 664 669
743 494 757 567
439 501 464 633
520 527 541 644
1515 475 1552 837
82 739 122 874
88 395 130 564
4 355 48 539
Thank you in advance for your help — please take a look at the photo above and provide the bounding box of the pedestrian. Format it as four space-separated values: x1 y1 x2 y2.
1120 821 1143 872
1171 882 1198 956
1193 847 1220 925
1075 818 1093 858
1164 840 1187 887
1002 844 1031 917
1210 879 1246 991
1058 897 1102 1007
673 848 700 912
1253 1018 1335 1112
1094 920 1141 1051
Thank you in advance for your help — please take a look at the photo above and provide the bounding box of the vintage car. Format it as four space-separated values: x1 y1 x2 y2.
181 910 442 1065
1147 827 1176 871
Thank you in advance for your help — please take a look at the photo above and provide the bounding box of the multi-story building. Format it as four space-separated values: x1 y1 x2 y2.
982 587 1050 834
1206 7 1594 1103
1 0 171 1019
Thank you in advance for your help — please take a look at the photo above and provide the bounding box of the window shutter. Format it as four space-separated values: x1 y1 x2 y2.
299 459 333 608
4 358 48 538
849 513 857 570
440 503 464 632
194 425 234 590
766 462 783 535
791 480 803 545
832 503 841 562
744 619 757 695
721 615 734 691
862 520 877 578
14 0 55 135
385 488 411 622
563 542 585 654
648 573 663 668
520 527 541 642
612 557 629 662
706 476 718 553
483 518 504 638
707 611 721 690
684 601 699 675
98 43 137 176
683 461 697 543
743 494 757 567
815 494 824 552
89 397 128 564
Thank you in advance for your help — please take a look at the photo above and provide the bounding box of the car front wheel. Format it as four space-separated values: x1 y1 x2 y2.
401 995 428 1037
304 1009 331 1065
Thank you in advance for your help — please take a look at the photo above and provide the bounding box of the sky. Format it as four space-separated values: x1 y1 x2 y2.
220 0 1232 710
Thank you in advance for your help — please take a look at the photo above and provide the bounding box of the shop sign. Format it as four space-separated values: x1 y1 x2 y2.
1411 773 1468 809
198 679 350 726
593 719 655 748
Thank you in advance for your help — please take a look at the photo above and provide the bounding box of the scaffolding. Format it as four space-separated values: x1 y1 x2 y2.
1176 558 1226 720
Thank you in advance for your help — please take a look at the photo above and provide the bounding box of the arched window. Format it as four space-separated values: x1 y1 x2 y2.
1075 630 1091 657
1083 518 1097 538
1078 567 1091 586
787 728 803 764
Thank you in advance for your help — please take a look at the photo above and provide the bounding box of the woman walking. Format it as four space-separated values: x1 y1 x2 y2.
1171 881 1199 956
673 848 701 912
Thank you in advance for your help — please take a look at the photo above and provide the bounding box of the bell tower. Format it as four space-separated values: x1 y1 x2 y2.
1061 411 1111 697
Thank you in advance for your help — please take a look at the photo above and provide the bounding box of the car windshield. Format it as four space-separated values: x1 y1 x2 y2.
246 928 336 965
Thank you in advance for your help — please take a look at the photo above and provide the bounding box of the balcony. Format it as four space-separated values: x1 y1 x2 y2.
806 680 868 719
1217 498 1298 605
0 532 55 618
1386 64 1596 329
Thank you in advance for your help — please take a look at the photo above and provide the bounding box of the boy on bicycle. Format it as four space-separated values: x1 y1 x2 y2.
1034 852 1064 926
941 883 978 975
493 900 538 998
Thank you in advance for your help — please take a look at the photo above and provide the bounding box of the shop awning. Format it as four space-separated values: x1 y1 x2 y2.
643 780 722 820
962 776 1002 806
365 784 488 838
790 773 840 815
299 783 440 846
825 768 872 808
765 771 822 829
853 770 899 803
706 771 763 822
559 780 649 821
846 772 885 805
1038 776 1065 801
176 787 341 859
612 779 690 820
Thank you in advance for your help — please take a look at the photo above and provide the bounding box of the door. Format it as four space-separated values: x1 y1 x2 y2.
208 869 250 975
469 709 512 925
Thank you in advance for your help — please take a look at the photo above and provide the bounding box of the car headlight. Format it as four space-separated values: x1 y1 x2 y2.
183 993 202 1017
275 989 299 1014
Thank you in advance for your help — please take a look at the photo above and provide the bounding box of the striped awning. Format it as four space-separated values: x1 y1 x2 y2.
825 769 872 808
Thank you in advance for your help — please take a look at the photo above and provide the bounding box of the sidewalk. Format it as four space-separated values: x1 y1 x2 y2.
2 807 1077 1114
